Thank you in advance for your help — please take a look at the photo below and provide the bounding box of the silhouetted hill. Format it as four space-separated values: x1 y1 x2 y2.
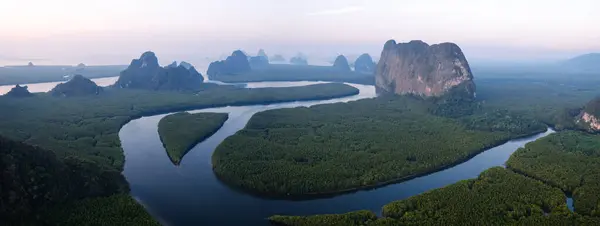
207 50 252 79
50 75 103 97
564 53 600 72
114 52 204 91
4 85 33 97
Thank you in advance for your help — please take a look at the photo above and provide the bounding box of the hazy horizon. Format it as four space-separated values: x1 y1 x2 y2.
1 0 599 66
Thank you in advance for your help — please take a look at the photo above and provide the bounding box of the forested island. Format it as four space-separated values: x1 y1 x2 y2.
0 78 359 224
269 167 600 225
508 131 600 216
0 135 157 225
213 95 546 196
158 112 229 165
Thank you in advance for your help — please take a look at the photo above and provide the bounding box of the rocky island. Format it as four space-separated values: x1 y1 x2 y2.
50 75 103 97
249 49 269 69
4 85 33 97
158 112 229 165
332 55 351 71
114 51 204 91
375 40 476 98
354 53 375 74
207 50 252 80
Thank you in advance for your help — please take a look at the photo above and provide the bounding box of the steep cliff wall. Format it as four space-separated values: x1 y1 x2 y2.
375 40 475 98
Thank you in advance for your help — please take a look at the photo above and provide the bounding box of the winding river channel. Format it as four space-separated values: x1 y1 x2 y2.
116 81 557 226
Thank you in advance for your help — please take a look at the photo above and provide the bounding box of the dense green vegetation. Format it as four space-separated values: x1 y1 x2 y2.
41 194 160 226
0 83 358 225
0 135 155 225
269 168 600 226
269 210 377 226
213 95 545 196
507 131 600 216
158 112 229 165
212 64 374 85
0 65 125 85
475 78 599 130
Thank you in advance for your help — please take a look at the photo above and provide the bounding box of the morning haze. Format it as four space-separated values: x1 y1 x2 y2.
4 1 600 226
1 0 598 66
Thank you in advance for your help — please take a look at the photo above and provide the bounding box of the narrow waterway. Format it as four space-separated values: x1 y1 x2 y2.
117 81 557 226
0 76 118 95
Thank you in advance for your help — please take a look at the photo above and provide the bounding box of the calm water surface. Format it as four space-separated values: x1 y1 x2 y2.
118 81 555 226
0 76 118 95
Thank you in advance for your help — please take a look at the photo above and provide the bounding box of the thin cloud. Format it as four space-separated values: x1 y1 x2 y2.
307 6 364 16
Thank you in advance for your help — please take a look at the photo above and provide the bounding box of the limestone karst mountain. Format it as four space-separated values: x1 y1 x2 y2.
375 40 475 98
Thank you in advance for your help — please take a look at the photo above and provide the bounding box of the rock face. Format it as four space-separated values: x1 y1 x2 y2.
50 75 103 97
578 97 600 131
4 85 33 97
333 55 351 71
114 52 204 91
375 40 475 98
207 50 251 79
354 53 375 74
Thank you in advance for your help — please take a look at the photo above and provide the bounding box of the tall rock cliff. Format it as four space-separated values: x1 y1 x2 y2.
578 97 600 131
375 40 475 98
333 55 351 71
354 53 375 74
207 50 252 79
114 51 204 91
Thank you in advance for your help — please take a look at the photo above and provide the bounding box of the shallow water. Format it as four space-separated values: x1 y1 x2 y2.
118 81 554 226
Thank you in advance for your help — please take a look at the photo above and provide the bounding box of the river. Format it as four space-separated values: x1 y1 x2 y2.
117 81 557 226
0 76 119 95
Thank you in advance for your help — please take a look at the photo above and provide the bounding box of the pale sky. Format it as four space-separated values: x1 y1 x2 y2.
1 0 598 66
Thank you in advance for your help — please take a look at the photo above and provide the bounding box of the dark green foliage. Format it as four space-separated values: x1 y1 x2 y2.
474 78 599 129
42 194 159 226
50 74 103 97
0 83 357 224
158 112 229 165
0 83 357 171
460 109 547 135
269 210 377 226
271 168 600 226
4 85 33 97
213 96 544 196
0 136 130 225
381 167 573 225
212 64 374 85
507 131 600 216
0 65 125 85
